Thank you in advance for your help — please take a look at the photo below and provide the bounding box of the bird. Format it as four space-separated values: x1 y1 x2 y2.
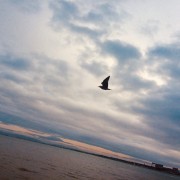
99 76 111 90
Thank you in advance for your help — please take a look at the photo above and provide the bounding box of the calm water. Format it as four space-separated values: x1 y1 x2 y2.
50 148 179 180
0 135 179 180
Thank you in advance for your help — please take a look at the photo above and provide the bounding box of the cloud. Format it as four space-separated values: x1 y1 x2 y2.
146 42 180 83
49 0 104 40
0 111 47 132
0 72 27 84
140 20 159 36
148 43 180 61
108 41 180 166
114 69 155 92
132 91 180 147
49 0 128 39
7 0 42 13
80 60 108 76
82 2 127 26
50 0 78 22
122 41 180 154
101 40 141 63
0 53 73 124
0 54 32 70
102 41 155 92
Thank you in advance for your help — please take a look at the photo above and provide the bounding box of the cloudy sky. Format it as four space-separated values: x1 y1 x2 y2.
0 0 180 167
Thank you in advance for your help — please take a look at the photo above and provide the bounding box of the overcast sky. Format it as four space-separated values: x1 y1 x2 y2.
0 0 180 167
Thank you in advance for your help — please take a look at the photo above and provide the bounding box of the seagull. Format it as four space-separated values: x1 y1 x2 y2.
99 76 111 90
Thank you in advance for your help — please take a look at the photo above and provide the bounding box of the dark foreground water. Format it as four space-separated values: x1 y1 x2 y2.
0 135 179 180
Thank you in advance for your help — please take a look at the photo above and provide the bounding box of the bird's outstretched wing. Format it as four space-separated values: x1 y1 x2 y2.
101 76 110 89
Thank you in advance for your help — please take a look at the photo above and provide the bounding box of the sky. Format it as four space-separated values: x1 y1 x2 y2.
0 0 180 168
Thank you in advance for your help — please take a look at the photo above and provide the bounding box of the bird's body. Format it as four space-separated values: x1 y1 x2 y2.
99 76 111 90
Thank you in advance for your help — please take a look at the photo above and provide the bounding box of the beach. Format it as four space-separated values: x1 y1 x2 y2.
0 135 179 180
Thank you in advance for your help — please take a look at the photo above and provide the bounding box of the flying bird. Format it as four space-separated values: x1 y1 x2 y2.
99 76 111 90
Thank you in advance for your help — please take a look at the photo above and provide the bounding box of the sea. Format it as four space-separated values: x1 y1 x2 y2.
47 148 179 180
0 135 179 180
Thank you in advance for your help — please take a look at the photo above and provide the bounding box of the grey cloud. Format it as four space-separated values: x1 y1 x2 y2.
0 53 72 123
0 54 31 70
148 43 180 61
34 54 70 76
113 45 180 148
112 97 180 167
140 20 159 36
31 54 71 87
102 40 141 62
80 60 108 76
69 23 103 39
111 42 180 156
136 93 180 125
0 111 60 134
50 0 78 23
131 91 180 149
115 72 155 91
49 0 128 39
147 43 180 81
56 60 69 76
0 53 71 91
49 0 104 39
82 2 126 25
112 57 155 92
154 61 180 81
7 0 42 13
0 72 27 84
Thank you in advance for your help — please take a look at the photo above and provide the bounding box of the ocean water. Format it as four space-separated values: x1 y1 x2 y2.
0 135 179 180
48 148 179 180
